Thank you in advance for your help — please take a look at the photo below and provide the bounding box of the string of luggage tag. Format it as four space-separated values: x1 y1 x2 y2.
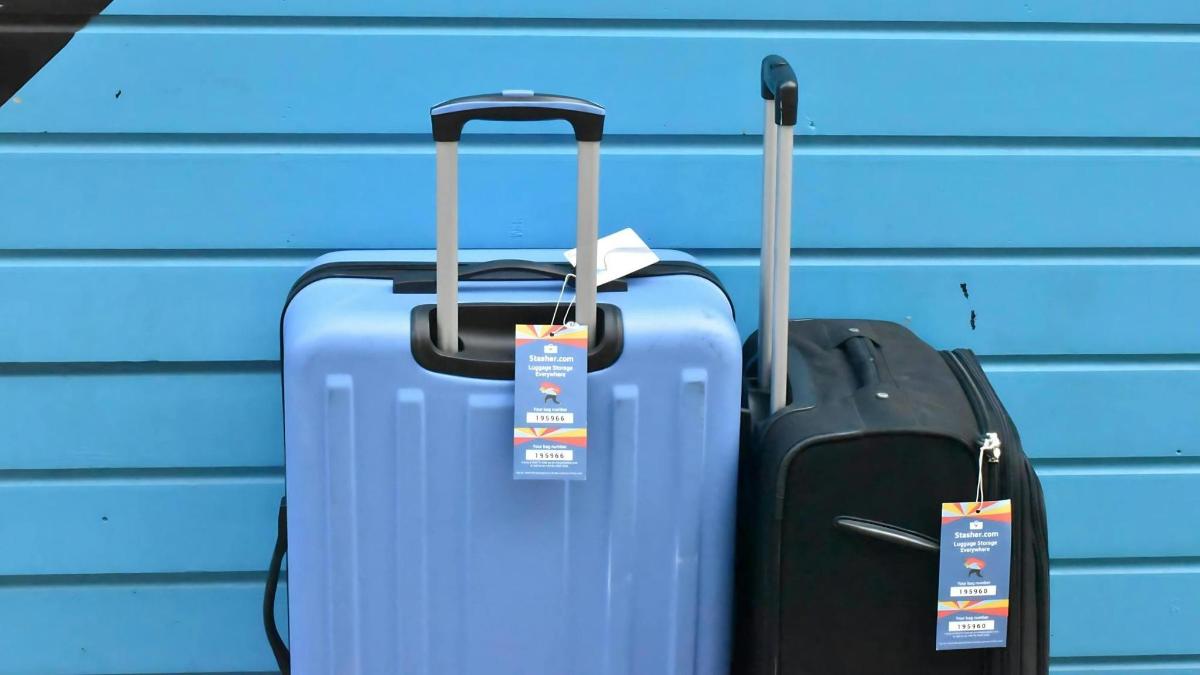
974 432 1002 511
974 444 986 510
549 272 578 334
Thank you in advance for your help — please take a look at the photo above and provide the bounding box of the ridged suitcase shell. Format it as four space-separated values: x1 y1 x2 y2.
282 250 742 675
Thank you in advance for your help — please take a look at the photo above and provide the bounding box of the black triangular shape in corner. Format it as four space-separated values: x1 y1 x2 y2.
0 0 115 105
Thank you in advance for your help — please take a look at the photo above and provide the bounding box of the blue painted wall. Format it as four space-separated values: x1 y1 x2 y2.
1 2 1198 673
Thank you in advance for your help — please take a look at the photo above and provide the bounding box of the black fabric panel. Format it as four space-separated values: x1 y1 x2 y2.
0 0 113 105
778 434 986 675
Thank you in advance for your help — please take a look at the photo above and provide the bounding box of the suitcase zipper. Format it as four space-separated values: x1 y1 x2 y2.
942 351 1003 460
943 350 1040 675
941 351 1005 505
952 350 1015 464
943 350 1009 675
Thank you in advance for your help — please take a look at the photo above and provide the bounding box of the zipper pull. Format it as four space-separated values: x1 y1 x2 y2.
980 432 1002 463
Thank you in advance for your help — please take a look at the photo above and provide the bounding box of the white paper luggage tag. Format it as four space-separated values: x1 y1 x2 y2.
513 324 588 480
564 227 659 286
935 499 1013 650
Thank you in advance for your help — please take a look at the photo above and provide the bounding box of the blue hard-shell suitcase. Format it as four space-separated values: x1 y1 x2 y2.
264 92 743 674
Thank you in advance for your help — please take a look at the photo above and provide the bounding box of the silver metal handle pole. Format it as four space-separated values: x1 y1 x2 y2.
769 124 795 413
758 99 778 385
431 93 604 353
434 134 600 353
575 141 600 342
435 140 460 353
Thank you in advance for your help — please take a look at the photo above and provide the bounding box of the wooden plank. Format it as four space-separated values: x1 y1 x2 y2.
3 361 1194 470
0 569 1192 672
2 255 1199 363
0 259 298 363
98 0 1200 24
985 360 1200 460
720 255 1200 356
0 578 286 674
4 143 1200 250
1051 565 1200 657
1052 655 1200 673
4 30 1200 137
0 365 282 470
1039 467 1200 559
1 470 1195 576
0 475 283 576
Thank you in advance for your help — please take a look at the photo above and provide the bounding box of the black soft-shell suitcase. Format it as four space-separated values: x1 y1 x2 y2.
734 56 1050 675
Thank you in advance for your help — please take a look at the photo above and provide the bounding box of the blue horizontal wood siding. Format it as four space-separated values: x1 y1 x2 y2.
6 27 1200 138
0 467 1195 578
4 256 1200 362
2 572 1198 673
5 140 1200 250
0 2 1196 673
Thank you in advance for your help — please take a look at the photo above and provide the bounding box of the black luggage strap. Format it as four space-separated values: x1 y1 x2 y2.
264 496 290 674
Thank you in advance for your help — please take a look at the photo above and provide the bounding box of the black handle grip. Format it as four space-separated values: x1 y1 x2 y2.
834 516 940 553
760 55 798 126
841 334 883 389
459 260 624 290
263 497 290 674
430 91 605 142
458 259 576 282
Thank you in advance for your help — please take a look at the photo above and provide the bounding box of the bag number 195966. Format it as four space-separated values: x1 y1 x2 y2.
525 450 573 462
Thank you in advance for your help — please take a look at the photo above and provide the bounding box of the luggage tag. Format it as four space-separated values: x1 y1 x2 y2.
513 322 588 480
511 229 653 480
564 227 659 285
936 498 1013 650
936 434 1012 650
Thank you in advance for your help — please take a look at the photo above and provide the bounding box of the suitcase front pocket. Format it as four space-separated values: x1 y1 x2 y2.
776 435 990 675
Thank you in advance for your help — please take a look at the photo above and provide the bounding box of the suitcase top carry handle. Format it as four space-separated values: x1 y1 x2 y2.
431 90 605 142
758 55 798 412
840 334 885 389
431 91 604 353
459 259 602 283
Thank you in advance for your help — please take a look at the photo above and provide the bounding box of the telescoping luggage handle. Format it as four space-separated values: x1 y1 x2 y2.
430 90 606 352
760 56 798 413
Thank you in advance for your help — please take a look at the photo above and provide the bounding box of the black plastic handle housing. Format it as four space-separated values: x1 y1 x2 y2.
760 55 798 126
430 90 605 142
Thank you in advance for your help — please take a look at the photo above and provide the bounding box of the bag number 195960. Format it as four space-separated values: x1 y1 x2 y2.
948 620 995 633
950 585 996 597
